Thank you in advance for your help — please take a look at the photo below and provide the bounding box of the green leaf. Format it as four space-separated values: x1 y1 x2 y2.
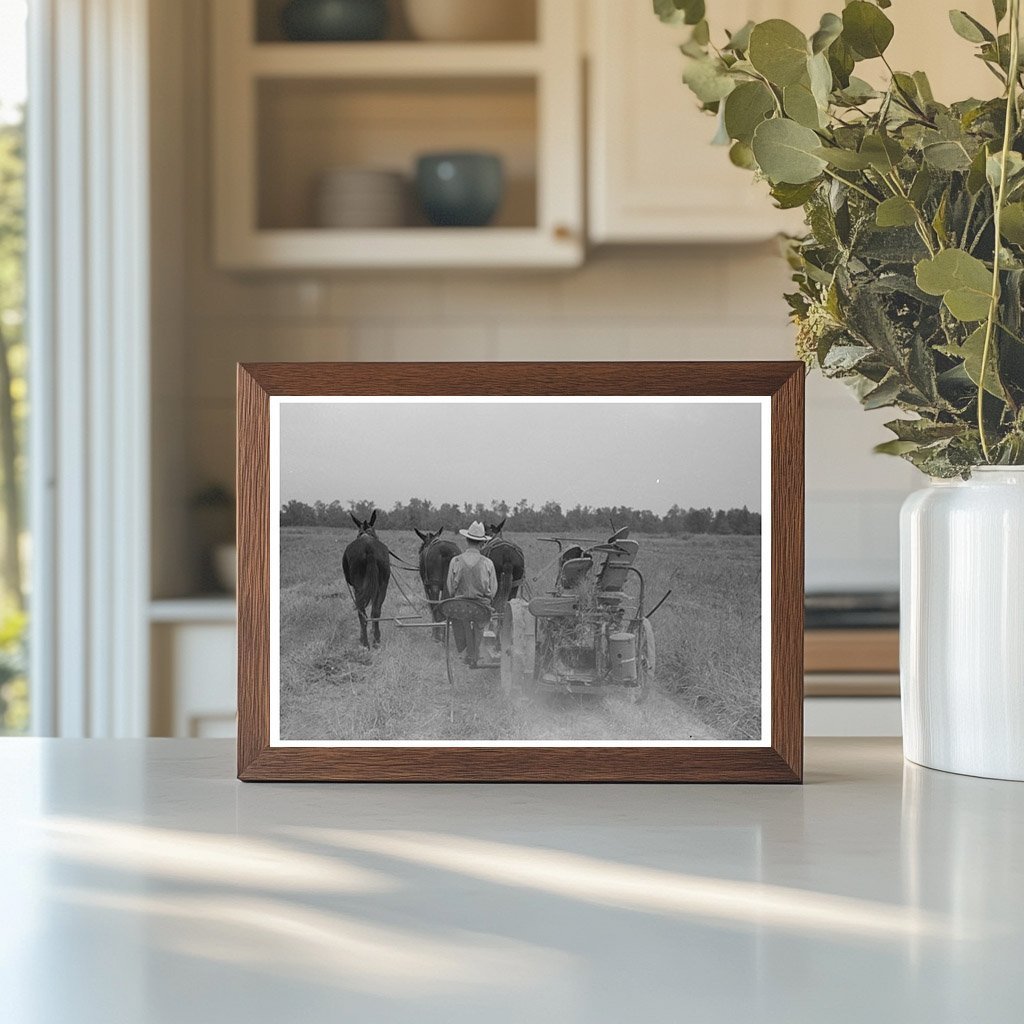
967 144 991 193
810 12 843 54
986 150 1024 191
814 146 872 171
729 140 757 170
771 180 820 209
784 81 824 129
653 0 705 26
892 72 923 111
682 57 736 104
932 190 950 247
909 164 933 205
680 36 708 58
1000 203 1024 244
915 250 994 322
723 81 775 144
683 2 706 27
863 375 903 409
993 0 1008 24
876 197 918 228
923 140 972 171
751 118 828 184
875 439 923 456
842 1 895 59
808 51 833 109
748 20 809 86
837 76 879 104
885 418 964 443
861 133 904 173
939 325 1006 398
724 20 755 53
827 36 856 88
948 10 994 44
913 71 935 104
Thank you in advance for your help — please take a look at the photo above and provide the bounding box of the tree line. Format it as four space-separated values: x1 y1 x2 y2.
280 497 761 536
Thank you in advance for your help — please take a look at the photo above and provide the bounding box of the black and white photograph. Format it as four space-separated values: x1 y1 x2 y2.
269 396 770 747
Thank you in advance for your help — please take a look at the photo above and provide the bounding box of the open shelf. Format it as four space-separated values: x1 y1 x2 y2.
219 227 578 269
257 76 538 232
254 0 539 44
213 0 582 268
249 42 544 77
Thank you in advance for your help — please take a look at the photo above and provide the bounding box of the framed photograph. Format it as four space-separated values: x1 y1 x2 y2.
237 362 804 782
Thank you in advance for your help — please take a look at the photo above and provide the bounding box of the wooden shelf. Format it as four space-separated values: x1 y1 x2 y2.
249 42 544 79
805 629 900 675
218 227 580 270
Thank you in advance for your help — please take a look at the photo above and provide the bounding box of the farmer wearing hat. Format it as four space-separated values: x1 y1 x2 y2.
446 521 498 665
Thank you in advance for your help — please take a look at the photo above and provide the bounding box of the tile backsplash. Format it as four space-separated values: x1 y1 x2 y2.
182 246 916 592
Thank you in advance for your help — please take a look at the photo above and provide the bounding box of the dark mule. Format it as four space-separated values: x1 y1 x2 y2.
482 518 526 610
342 510 391 648
414 527 460 642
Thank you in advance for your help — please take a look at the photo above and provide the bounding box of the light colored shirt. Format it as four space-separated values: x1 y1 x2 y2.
446 548 498 602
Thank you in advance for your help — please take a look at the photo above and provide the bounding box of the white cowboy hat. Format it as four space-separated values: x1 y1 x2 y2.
459 521 488 542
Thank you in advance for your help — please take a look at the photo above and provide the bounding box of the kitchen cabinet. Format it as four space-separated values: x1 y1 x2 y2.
150 601 237 738
211 0 583 269
586 0 998 244
587 0 813 243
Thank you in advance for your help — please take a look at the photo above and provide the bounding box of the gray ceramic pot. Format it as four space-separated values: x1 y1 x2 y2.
415 152 505 227
281 0 388 42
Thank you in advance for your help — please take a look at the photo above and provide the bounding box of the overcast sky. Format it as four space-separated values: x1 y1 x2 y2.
278 400 762 515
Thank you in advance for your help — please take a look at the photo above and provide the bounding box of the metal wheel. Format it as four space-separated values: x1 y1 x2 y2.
500 598 535 698
630 618 657 705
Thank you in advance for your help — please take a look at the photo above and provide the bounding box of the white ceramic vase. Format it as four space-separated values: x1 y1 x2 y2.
900 467 1024 780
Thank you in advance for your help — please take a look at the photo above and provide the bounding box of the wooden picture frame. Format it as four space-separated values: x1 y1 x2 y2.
237 362 804 782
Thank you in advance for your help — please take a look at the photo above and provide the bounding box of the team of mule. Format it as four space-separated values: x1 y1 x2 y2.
341 512 517 648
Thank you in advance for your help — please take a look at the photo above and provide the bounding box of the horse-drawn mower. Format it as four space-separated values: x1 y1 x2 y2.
500 529 665 703
387 527 666 709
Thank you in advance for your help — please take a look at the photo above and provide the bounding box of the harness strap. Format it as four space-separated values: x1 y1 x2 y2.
386 545 420 569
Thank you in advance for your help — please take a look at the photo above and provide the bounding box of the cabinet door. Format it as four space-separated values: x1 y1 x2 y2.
588 0 996 244
588 0 810 243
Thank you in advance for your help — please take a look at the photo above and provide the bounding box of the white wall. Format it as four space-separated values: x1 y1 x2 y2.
159 0 920 598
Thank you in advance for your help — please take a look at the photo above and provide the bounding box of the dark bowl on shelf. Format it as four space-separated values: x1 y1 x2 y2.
415 152 505 228
280 0 388 42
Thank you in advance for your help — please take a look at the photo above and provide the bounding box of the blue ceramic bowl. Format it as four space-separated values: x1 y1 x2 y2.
281 0 388 42
415 152 505 228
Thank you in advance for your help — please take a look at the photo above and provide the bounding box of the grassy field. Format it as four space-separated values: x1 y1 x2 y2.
279 528 763 742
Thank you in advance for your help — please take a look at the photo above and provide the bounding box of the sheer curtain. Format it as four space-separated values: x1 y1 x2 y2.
28 0 150 736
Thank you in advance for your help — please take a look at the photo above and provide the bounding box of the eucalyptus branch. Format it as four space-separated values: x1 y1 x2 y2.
969 213 994 253
665 1 1024 474
884 171 939 254
979 0 1021 462
822 168 880 205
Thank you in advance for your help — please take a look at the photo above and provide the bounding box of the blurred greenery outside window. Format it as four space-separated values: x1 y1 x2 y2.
0 0 28 734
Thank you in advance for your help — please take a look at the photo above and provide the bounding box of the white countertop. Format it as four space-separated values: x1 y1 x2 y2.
1 738 1020 1023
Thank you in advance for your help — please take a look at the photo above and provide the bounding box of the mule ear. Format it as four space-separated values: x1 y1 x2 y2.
369 509 378 527
350 513 362 529
497 517 506 533
415 528 428 542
